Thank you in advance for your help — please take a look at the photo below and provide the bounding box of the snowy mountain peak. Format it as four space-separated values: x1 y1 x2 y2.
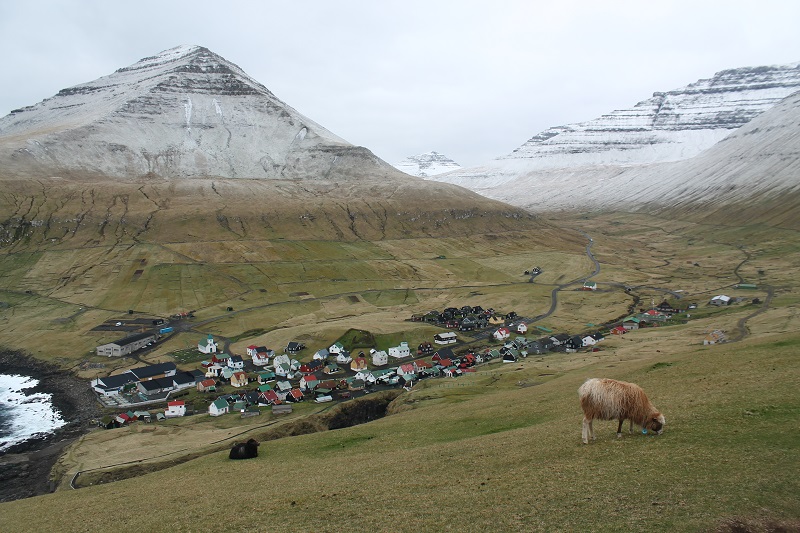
395 151 461 177
0 45 385 180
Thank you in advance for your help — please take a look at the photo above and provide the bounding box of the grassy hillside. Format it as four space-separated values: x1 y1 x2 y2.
1 324 798 532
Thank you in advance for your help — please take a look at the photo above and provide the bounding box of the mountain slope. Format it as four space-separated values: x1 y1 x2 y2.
0 45 358 181
394 151 461 177
0 46 550 246
429 61 800 220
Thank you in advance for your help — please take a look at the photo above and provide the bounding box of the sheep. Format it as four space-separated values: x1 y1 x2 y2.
229 438 260 459
578 378 665 444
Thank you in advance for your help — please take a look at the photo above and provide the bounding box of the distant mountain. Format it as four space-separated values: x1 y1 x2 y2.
428 61 800 222
394 151 461 177
0 46 547 246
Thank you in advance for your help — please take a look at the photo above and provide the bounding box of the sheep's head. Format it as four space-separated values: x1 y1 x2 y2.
646 413 665 435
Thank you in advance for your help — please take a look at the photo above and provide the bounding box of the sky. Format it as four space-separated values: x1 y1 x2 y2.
1 1 799 168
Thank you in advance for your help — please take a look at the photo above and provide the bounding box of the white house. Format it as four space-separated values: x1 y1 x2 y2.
208 398 229 417
493 328 511 341
514 323 528 334
434 332 458 345
371 350 389 366
165 400 186 418
251 349 272 367
388 342 410 359
299 374 319 391
329 342 345 355
227 355 245 369
582 335 598 347
204 363 225 378
274 362 292 378
396 363 416 376
336 351 353 364
198 334 218 354
272 353 291 368
710 295 731 306
313 348 330 361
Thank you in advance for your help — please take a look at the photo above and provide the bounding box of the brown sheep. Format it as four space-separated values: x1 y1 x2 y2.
579 378 665 444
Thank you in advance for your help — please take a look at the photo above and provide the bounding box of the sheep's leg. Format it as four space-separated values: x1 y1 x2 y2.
617 418 624 438
629 419 634 434
582 417 590 444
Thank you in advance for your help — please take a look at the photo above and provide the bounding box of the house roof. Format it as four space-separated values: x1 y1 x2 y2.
168 400 185 407
113 332 157 347
212 398 228 410
172 371 196 386
129 362 177 379
199 379 216 387
97 372 138 389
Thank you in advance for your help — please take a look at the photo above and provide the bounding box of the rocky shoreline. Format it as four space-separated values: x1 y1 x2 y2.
0 348 101 502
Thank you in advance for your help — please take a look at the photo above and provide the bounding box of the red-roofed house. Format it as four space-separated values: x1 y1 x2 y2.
397 363 415 376
197 379 216 392
258 389 280 406
350 357 368 372
493 327 511 341
165 400 186 418
230 371 249 388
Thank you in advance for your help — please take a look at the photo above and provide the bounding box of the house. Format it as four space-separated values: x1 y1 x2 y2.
550 334 570 346
502 351 518 363
493 327 511 341
527 341 546 355
371 350 389 366
565 335 584 350
300 374 319 391
258 389 280 406
417 342 433 355
257 371 276 384
299 359 324 374
388 342 410 359
251 347 273 367
323 362 342 374
286 389 304 403
227 355 245 370
336 351 353 364
136 377 174 396
399 373 417 387
354 369 375 383
198 334 219 354
582 335 598 347
272 404 292 415
622 316 640 331
286 341 305 354
397 363 416 376
328 342 345 355
91 373 139 396
128 362 177 381
709 295 731 306
611 326 627 335
197 379 216 392
204 363 224 378
459 317 477 331
350 357 368 372
347 378 366 391
434 332 458 345
96 332 158 357
209 398 230 416
274 362 292 378
489 315 505 325
583 281 597 291
432 347 454 363
230 371 249 388
414 360 433 373
272 353 291 368
656 301 682 314
513 322 528 334
165 400 186 418
172 371 197 391
313 348 330 361
220 367 235 381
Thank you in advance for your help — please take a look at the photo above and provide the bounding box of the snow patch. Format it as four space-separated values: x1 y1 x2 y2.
184 97 192 128
212 98 222 116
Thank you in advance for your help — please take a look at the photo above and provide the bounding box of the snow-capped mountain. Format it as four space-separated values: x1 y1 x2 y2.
394 151 461 177
0 45 393 180
0 45 543 245
430 61 800 202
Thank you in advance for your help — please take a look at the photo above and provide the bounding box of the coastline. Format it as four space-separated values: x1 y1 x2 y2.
0 348 101 502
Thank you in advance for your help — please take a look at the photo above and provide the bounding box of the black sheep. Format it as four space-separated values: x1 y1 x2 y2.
229 438 260 459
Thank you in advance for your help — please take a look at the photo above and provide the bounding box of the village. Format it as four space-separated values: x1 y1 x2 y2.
86 293 742 429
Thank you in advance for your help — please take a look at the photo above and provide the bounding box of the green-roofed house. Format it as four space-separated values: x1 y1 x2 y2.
209 398 229 417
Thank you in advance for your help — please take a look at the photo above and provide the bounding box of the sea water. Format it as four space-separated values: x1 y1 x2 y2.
0 374 66 452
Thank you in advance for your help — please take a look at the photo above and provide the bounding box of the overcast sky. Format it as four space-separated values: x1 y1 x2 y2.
1 1 799 167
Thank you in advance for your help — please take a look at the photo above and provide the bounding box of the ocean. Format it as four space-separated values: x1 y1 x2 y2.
0 373 66 452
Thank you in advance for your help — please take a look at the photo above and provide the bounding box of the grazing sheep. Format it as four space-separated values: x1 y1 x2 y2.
229 438 260 459
579 378 665 444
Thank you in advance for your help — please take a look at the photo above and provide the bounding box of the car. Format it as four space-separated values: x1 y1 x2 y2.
115 322 122 326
